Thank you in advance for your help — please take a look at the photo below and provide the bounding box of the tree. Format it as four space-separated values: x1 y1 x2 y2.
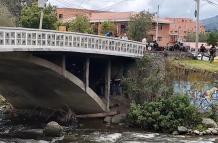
207 32 218 46
20 3 58 29
68 15 93 34
185 32 209 42
128 11 152 41
100 21 116 35
0 1 16 27
1 0 36 25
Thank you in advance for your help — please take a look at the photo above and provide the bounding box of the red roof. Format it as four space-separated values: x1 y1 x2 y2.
90 12 135 22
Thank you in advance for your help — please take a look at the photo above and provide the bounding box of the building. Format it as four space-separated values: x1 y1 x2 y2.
56 8 172 47
166 18 205 44
56 8 205 47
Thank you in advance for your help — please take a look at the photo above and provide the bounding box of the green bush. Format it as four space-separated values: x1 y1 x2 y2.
123 56 173 103
206 104 218 122
127 95 202 133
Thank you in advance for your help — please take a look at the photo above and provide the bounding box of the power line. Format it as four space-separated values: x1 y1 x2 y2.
203 0 218 8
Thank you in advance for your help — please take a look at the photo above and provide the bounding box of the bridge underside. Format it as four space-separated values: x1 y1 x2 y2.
0 54 107 114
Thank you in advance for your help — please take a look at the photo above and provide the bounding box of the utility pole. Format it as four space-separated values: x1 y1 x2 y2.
38 0 47 29
39 9 44 29
195 0 200 53
155 5 160 41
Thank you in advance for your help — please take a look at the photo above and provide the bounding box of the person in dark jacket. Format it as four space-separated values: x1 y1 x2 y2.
200 44 206 60
209 45 216 63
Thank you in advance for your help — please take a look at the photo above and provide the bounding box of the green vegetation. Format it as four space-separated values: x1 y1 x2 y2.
186 32 209 42
20 3 58 29
68 15 93 34
123 56 172 104
126 56 218 133
172 60 218 72
128 11 152 41
0 0 36 26
128 95 202 132
0 1 16 27
207 32 218 46
100 21 116 35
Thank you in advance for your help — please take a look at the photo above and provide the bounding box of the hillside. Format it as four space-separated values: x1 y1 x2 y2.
202 15 218 32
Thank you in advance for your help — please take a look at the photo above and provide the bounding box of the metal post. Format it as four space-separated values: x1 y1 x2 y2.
195 0 200 53
155 5 160 41
85 58 90 92
39 8 44 29
105 60 111 111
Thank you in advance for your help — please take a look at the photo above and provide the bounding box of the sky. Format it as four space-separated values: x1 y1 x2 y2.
48 0 218 19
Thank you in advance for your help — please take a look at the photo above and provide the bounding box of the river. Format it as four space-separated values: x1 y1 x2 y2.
1 60 218 142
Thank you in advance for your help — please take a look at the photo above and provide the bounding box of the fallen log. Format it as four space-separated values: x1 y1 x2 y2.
76 111 118 118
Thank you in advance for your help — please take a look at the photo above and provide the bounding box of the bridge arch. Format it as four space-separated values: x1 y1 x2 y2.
0 53 107 114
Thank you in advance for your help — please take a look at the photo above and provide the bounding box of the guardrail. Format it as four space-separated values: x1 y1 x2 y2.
0 27 146 58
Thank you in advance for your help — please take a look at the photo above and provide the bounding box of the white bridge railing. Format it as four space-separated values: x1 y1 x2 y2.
0 27 145 58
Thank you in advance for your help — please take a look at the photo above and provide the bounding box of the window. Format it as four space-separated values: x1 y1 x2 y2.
59 14 63 19
158 37 162 41
159 25 163 30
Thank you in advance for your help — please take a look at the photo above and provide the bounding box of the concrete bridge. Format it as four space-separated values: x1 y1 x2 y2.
0 27 145 114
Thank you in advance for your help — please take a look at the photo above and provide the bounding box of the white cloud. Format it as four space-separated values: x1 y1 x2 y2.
48 0 218 19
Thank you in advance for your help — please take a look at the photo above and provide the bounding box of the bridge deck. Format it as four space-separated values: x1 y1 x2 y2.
0 27 145 58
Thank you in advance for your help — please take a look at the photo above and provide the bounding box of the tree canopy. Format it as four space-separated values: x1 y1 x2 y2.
68 15 93 34
207 32 218 46
128 11 152 41
185 32 209 42
20 3 58 29
0 1 16 27
100 21 116 35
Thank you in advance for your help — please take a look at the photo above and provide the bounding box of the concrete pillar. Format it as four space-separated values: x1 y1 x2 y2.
62 55 66 77
84 58 90 92
105 60 111 111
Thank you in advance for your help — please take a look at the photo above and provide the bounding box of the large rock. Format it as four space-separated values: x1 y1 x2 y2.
111 114 127 124
104 116 112 123
193 130 200 135
43 121 63 137
208 128 218 135
177 126 188 134
202 118 218 128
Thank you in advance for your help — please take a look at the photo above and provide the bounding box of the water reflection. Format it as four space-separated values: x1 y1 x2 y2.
173 80 218 111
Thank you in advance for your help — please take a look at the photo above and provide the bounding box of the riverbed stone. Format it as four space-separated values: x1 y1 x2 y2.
205 129 211 135
177 126 188 134
202 118 218 128
111 114 127 124
104 116 112 123
208 128 218 135
172 131 179 135
193 130 200 135
18 129 43 139
43 121 63 137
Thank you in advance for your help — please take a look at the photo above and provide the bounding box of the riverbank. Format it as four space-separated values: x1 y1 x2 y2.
1 118 218 143
171 59 218 73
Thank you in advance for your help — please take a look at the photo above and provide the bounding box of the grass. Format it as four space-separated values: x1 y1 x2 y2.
172 59 218 73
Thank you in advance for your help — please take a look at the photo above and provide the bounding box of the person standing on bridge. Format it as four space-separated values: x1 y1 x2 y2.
122 33 128 40
209 44 216 63
199 44 206 60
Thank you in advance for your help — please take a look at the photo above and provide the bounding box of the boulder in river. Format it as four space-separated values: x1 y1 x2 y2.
177 126 188 134
104 116 112 123
111 114 127 124
43 121 63 137
202 118 218 128
172 131 179 135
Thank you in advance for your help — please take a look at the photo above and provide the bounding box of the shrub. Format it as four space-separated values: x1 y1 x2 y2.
127 95 202 133
123 55 173 103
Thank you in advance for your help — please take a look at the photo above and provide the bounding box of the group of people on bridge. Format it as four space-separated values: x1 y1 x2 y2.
199 44 217 63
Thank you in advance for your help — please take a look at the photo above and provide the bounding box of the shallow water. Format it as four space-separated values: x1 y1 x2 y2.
1 129 218 143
